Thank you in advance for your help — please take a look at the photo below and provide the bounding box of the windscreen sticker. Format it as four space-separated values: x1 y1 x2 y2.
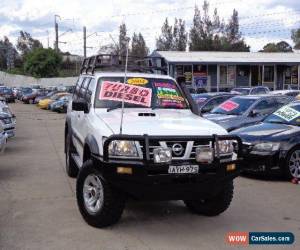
161 99 184 108
191 95 207 104
219 100 239 112
127 78 148 85
99 81 152 107
154 82 184 102
273 106 300 121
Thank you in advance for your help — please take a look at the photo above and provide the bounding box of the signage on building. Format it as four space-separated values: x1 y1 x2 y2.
193 73 208 88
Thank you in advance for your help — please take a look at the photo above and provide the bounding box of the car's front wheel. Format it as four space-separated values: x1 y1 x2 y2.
184 180 234 216
285 147 300 179
76 160 125 228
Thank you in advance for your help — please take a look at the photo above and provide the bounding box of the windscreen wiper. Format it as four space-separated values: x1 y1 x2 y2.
107 103 122 112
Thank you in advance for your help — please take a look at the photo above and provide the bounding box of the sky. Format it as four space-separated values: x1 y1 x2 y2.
0 0 299 56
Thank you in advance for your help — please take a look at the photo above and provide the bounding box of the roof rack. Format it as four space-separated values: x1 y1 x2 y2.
80 54 168 75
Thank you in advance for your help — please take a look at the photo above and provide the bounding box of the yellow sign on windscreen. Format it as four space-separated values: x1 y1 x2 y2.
127 78 148 85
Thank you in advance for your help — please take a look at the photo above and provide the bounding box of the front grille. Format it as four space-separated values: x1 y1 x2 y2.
1 118 12 124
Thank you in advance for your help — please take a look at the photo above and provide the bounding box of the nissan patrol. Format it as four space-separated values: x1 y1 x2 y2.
65 55 242 228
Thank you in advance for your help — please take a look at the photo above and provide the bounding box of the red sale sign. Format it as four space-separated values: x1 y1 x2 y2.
220 100 239 112
99 81 152 107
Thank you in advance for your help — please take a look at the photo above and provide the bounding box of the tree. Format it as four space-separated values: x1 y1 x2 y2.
16 31 43 57
260 41 293 52
119 23 130 56
130 32 149 58
189 2 250 51
156 18 173 50
23 48 62 78
173 18 187 51
0 36 18 70
224 9 249 51
291 28 300 49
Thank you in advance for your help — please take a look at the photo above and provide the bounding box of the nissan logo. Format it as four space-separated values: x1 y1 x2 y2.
172 143 184 156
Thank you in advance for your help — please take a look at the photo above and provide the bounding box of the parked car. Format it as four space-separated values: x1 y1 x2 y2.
0 102 16 138
231 101 300 179
34 91 56 104
22 89 49 104
65 62 242 227
0 87 15 103
231 86 270 95
271 90 300 98
204 95 292 131
191 92 237 114
0 122 7 153
49 95 71 113
17 87 33 100
37 92 68 109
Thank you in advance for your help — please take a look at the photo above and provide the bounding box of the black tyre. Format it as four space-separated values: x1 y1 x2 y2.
184 180 234 216
284 147 300 179
76 160 125 228
65 132 78 178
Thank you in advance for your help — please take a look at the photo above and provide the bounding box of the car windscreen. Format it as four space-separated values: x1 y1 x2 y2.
94 77 189 110
232 88 250 95
211 97 257 115
191 94 210 107
264 103 300 126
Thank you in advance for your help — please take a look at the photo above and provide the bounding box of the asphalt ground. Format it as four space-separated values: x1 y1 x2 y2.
0 103 299 250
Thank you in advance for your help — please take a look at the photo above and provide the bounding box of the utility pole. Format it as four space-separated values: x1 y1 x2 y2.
83 26 87 58
54 15 60 52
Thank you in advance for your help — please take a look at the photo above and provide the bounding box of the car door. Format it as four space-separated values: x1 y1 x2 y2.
77 78 96 156
71 77 86 157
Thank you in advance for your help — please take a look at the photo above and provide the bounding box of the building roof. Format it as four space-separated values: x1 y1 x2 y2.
153 51 300 65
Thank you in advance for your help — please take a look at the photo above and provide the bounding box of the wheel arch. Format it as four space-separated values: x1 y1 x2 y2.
83 134 100 162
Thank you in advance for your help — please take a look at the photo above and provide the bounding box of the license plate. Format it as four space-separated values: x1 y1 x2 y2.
168 165 199 174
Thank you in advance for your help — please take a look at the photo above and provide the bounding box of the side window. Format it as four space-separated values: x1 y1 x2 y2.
79 78 90 98
74 77 85 99
273 97 289 108
251 88 258 95
86 78 95 103
253 99 273 114
258 88 267 94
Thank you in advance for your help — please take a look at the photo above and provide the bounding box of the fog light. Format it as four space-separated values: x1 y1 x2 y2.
153 147 172 163
226 164 236 171
117 167 132 174
196 146 213 163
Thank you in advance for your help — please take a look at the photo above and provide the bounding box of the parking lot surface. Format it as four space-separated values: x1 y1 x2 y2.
0 103 299 250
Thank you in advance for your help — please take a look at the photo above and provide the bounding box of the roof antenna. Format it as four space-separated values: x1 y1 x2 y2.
119 38 130 135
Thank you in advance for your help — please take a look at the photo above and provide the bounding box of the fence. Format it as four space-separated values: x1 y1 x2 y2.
0 71 77 87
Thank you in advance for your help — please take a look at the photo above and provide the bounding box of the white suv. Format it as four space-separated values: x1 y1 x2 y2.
65 56 242 228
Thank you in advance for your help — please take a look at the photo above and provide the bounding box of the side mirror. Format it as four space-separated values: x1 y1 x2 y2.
249 109 260 117
72 99 89 113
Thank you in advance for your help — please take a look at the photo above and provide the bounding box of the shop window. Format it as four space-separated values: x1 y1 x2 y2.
291 66 298 84
183 65 192 84
220 65 227 85
263 66 274 82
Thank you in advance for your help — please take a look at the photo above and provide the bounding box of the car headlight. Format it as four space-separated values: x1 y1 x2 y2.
252 142 280 152
217 140 234 155
153 147 172 163
108 140 138 157
196 146 214 163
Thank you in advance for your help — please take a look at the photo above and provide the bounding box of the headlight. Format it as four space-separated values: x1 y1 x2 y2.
108 140 138 157
0 121 4 133
252 142 280 152
217 140 234 155
153 147 172 163
196 146 214 163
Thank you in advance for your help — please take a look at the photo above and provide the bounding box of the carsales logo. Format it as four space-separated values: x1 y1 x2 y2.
226 232 248 246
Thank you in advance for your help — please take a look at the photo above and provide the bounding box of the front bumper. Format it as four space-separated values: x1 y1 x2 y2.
93 134 243 200
2 123 15 138
0 132 7 152
240 151 286 174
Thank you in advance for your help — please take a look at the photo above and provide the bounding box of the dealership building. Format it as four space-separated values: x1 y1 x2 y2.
151 51 300 91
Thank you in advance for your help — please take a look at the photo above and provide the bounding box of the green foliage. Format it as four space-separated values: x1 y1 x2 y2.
130 33 149 57
17 31 43 57
0 36 18 69
119 23 130 56
23 48 62 78
189 1 249 51
156 18 187 51
291 28 300 49
260 41 293 52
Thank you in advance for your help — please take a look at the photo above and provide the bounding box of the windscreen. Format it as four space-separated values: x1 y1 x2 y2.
264 103 300 126
211 97 256 115
94 77 189 110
